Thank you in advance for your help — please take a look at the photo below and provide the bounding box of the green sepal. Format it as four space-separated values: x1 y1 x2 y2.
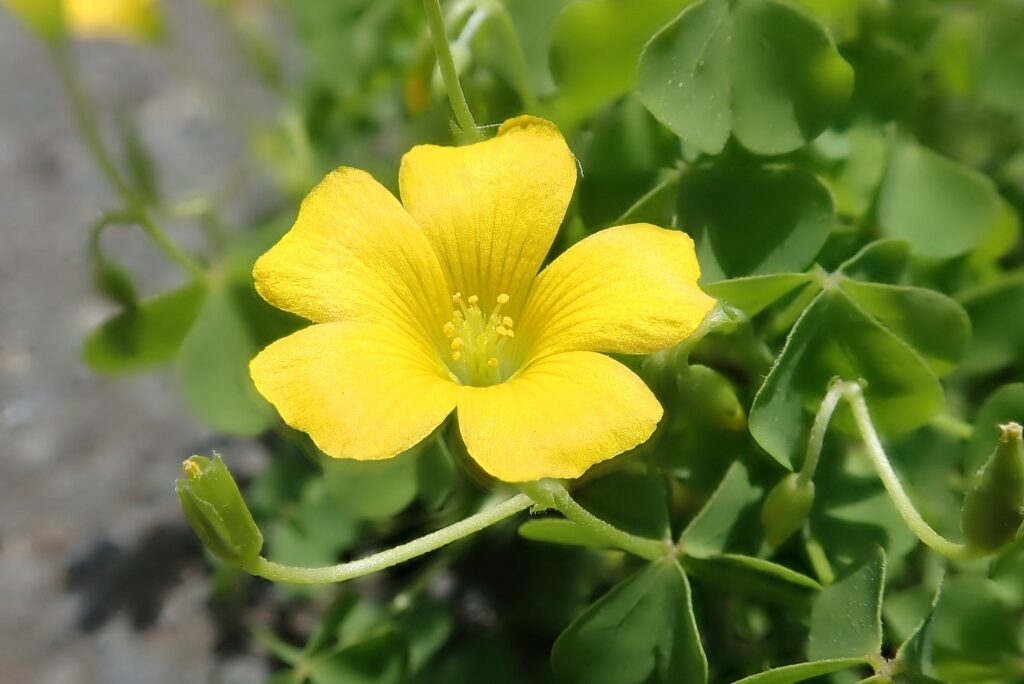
761 474 816 547
176 454 264 565
677 364 746 432
961 422 1024 553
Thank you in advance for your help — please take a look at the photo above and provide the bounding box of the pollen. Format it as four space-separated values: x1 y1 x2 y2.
442 293 516 386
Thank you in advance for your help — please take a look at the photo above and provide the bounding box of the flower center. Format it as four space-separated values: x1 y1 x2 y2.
443 292 515 386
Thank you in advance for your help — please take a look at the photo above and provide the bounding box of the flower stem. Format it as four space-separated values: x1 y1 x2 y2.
840 382 983 561
243 493 533 584
49 42 208 282
520 481 668 561
421 0 483 139
798 378 846 486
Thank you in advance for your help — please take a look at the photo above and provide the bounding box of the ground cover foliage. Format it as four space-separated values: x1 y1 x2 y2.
21 0 1024 681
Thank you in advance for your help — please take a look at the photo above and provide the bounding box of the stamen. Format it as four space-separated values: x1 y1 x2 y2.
487 358 499 367
497 293 510 304
443 322 456 337
502 316 514 328
441 292 516 386
468 294 479 305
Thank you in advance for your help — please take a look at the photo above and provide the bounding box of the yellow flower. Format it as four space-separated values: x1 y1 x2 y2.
64 0 161 42
2 0 161 42
250 116 715 482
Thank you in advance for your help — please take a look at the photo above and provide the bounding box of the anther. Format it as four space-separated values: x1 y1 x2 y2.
451 337 464 350
452 350 462 361
452 292 462 303
487 358 499 368
502 316 514 328
468 294 479 305
497 293 510 304
443 322 456 337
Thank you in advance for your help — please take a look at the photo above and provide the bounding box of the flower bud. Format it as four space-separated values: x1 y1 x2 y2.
677 364 746 432
762 473 816 547
176 454 263 565
961 422 1024 553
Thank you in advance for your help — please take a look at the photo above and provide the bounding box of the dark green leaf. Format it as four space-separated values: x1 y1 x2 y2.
680 461 762 558
82 283 205 375
837 239 910 285
730 657 869 684
320 446 420 520
574 470 670 540
966 383 1024 474
637 0 853 155
808 547 885 661
749 289 944 469
896 580 943 681
958 274 1024 375
552 559 707 684
703 273 817 318
678 163 834 281
518 518 609 548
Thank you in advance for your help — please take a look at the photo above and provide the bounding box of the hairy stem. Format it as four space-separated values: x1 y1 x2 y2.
244 493 533 584
421 0 483 139
521 481 668 561
798 379 846 485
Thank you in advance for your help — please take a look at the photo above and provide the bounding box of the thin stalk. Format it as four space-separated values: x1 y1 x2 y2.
521 481 668 561
136 212 208 282
244 493 533 584
421 0 482 139
798 379 846 485
841 382 983 561
931 413 974 441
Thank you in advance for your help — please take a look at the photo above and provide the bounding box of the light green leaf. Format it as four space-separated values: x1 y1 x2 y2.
839 280 971 375
176 283 276 435
503 0 574 98
680 461 762 558
518 518 609 548
574 470 670 540
637 0 853 155
878 140 1003 258
545 0 695 127
808 547 885 661
958 274 1024 375
730 657 869 684
552 559 707 684
83 283 206 375
749 289 944 469
703 273 817 317
895 580 944 681
678 163 834 281
321 446 421 520
837 239 910 285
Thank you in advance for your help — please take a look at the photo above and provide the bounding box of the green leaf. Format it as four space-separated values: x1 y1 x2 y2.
503 0 575 98
749 289 944 469
680 461 762 558
878 140 1003 258
808 547 885 661
266 479 359 569
895 580 943 681
678 163 834 281
838 280 970 375
965 383 1024 475
92 259 139 311
176 282 276 435
82 283 206 375
958 274 1024 375
837 239 910 285
824 124 890 220
545 0 695 127
552 559 707 684
703 273 817 318
730 657 869 684
636 0 853 156
307 631 407 684
518 518 609 548
685 553 822 594
574 470 670 540
320 447 421 521
614 168 683 227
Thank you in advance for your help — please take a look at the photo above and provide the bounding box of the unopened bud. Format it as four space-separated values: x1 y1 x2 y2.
176 454 263 564
961 422 1024 552
762 473 816 547
677 364 746 431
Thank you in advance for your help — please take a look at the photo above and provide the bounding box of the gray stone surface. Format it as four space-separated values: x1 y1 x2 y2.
0 2 280 680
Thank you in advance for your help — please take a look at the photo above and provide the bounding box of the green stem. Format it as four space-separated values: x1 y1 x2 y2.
520 481 668 561
803 534 835 585
840 382 983 561
421 0 483 139
50 41 208 282
931 413 974 441
244 493 533 584
51 41 131 197
798 378 846 485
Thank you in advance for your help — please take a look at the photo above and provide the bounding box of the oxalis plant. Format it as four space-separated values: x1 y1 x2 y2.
10 0 1024 681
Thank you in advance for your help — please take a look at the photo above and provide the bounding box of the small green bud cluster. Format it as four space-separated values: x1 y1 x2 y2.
761 473 816 548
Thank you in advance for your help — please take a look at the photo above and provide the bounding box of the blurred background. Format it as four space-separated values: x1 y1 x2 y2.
0 2 279 681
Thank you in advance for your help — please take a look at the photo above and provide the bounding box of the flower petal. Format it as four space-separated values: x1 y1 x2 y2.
457 352 663 481
253 168 451 346
399 116 576 316
517 224 716 361
251 322 459 461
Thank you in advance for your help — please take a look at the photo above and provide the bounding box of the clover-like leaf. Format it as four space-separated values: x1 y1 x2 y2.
552 559 707 684
680 461 762 558
808 547 885 660
678 162 834 281
637 0 853 155
730 657 869 684
749 288 944 469
958 274 1024 375
878 140 1004 258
